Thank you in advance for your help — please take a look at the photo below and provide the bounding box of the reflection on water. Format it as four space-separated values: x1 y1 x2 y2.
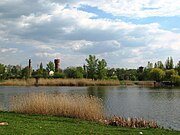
0 86 180 130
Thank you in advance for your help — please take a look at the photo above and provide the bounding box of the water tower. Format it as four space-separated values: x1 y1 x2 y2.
54 59 60 72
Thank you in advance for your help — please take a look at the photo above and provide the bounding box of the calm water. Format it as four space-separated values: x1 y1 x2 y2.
0 86 180 130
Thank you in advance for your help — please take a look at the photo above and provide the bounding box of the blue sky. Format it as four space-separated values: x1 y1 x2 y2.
0 0 180 69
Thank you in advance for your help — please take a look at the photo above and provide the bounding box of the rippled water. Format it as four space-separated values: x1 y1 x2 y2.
0 86 180 130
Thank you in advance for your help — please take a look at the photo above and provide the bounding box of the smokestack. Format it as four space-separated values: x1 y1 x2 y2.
54 59 60 72
28 59 32 77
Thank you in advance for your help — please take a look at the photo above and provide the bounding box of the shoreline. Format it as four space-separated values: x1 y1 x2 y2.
0 79 177 88
0 78 120 87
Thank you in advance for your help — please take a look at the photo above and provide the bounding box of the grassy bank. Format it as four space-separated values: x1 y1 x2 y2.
0 78 120 86
0 112 179 135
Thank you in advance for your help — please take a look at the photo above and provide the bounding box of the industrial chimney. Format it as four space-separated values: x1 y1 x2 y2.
28 59 32 77
54 59 60 72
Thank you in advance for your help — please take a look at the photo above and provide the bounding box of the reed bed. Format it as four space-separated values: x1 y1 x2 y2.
37 79 120 86
8 92 159 129
0 79 36 86
10 92 104 121
0 78 120 86
106 116 159 128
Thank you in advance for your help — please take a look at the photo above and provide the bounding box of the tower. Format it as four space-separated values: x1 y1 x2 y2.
28 59 32 77
54 59 60 72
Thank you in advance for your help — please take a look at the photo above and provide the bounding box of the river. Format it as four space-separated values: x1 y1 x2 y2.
0 86 179 130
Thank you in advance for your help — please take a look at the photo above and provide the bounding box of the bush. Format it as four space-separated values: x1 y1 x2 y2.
171 75 180 85
110 76 118 80
53 72 65 78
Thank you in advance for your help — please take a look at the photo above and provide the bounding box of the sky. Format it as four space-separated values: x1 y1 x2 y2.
0 0 180 69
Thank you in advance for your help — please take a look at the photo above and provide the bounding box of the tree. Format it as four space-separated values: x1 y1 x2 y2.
165 57 173 69
165 69 178 81
149 68 165 82
157 61 164 69
169 57 174 69
64 67 84 78
46 61 55 72
39 63 43 74
175 61 180 75
147 61 153 69
154 63 157 68
85 55 98 80
97 59 107 80
21 66 30 79
116 68 125 80
0 64 5 80
171 75 180 85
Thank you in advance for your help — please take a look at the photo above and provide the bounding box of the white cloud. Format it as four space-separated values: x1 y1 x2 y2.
0 0 180 68
74 0 180 18
0 48 18 53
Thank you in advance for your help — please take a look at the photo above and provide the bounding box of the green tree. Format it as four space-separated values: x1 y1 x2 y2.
97 59 107 80
64 67 84 79
21 66 30 79
85 55 98 80
169 57 174 69
116 68 125 80
46 61 55 72
165 69 178 81
149 68 165 82
165 57 173 69
154 63 157 68
0 64 5 80
175 61 180 75
157 61 164 69
171 75 180 85
39 63 43 74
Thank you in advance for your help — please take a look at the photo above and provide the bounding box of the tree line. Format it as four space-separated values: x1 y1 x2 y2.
1 55 180 85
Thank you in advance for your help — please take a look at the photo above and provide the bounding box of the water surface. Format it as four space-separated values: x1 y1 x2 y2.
0 86 179 130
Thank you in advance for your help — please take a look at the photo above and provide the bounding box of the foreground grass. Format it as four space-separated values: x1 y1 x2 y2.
0 112 179 135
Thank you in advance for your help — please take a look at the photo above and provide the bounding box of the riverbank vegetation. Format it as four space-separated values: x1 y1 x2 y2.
0 78 120 86
1 55 180 86
0 93 162 128
9 92 159 129
10 93 103 121
1 112 179 135
6 92 158 129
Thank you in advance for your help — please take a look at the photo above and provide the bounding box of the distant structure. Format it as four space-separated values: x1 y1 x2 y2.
49 71 54 76
54 59 60 72
138 66 144 73
28 59 32 77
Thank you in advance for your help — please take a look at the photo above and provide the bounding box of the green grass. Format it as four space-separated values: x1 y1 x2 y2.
0 112 179 135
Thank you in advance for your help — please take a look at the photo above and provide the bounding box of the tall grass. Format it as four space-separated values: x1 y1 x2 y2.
0 79 36 86
10 93 104 121
0 78 120 86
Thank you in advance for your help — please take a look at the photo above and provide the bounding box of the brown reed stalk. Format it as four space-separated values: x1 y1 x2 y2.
10 92 104 122
0 78 120 86
107 116 159 128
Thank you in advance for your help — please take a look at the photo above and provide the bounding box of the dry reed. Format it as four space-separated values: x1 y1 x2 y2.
0 79 36 86
106 116 159 128
0 78 120 86
10 92 104 121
